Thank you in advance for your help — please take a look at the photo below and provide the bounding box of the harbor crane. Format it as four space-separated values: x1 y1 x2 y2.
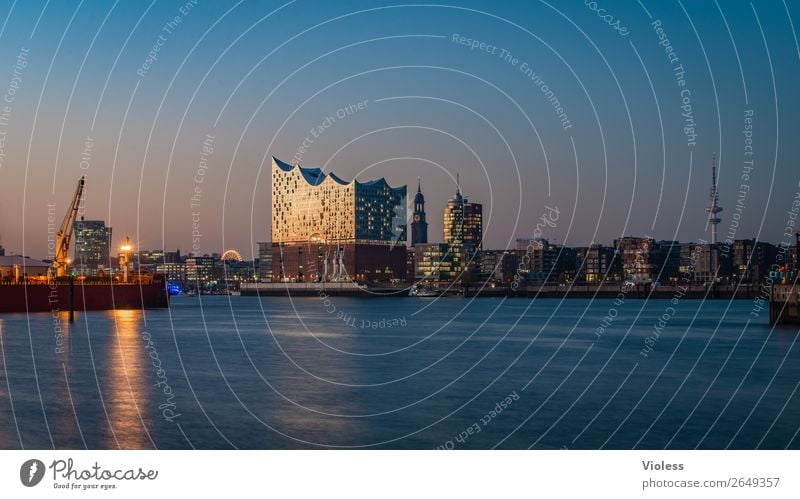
53 176 85 277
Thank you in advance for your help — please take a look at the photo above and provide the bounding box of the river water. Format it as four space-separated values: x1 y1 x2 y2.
0 296 797 449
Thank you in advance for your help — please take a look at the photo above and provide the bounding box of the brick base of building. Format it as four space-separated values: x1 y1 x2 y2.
272 242 406 283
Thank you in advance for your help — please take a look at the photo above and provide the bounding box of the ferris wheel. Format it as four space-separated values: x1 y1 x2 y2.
221 249 243 262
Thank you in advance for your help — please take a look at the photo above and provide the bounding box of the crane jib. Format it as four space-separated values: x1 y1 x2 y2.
54 176 85 277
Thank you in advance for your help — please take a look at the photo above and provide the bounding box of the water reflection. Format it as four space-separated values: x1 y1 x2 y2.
260 316 364 447
1 298 798 449
52 311 84 449
102 309 153 449
0 318 13 449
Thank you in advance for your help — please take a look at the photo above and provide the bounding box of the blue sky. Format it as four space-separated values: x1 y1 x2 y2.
0 0 798 259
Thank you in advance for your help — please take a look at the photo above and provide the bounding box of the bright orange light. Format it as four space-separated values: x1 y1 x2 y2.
121 245 132 252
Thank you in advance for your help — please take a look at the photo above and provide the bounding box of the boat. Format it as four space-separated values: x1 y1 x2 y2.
0 276 169 314
409 282 442 298
0 177 169 314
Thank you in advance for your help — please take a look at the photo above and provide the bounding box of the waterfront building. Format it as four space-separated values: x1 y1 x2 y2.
73 219 112 276
792 232 800 274
411 179 428 246
574 244 621 283
683 242 732 284
132 248 183 277
775 233 800 283
271 157 407 283
165 249 182 264
729 239 778 283
185 255 216 289
136 249 165 266
221 259 256 287
258 242 273 282
679 242 698 276
156 262 186 284
554 246 577 283
614 237 680 284
414 243 455 281
442 180 482 278
479 249 521 283
406 249 416 282
479 249 503 282
0 255 50 281
443 183 482 252
513 238 575 283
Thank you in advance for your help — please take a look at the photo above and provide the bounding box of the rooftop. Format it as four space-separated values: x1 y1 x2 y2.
0 255 50 267
272 156 404 191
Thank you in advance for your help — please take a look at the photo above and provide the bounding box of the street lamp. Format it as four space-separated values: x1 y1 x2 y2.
120 236 133 283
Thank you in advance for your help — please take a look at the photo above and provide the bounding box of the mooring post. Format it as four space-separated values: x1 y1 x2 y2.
68 275 74 323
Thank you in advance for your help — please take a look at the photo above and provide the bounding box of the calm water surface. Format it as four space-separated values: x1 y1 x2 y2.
0 296 798 449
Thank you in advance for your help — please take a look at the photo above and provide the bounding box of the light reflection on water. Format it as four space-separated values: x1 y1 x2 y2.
0 296 798 449
102 310 153 449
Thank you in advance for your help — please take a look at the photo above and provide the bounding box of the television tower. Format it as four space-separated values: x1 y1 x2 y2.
705 153 723 244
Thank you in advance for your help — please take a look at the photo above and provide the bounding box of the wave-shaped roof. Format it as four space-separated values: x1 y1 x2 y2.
272 156 404 191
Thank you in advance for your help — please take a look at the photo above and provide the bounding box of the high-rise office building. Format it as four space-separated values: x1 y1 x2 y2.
442 179 482 277
258 242 272 282
443 182 482 252
411 178 428 246
73 219 111 276
271 157 407 283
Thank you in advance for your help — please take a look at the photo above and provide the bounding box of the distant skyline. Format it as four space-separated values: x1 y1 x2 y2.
1 1 799 260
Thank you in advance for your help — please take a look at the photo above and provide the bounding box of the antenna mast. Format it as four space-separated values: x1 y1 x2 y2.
705 154 723 244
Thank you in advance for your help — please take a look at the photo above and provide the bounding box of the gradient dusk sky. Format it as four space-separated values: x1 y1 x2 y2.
0 0 798 260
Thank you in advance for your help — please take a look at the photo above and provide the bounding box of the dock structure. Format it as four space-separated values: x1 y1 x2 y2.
240 282 409 297
242 282 363 297
770 283 800 325
240 282 771 299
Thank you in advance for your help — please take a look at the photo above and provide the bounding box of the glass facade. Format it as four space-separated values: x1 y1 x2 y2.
271 157 407 282
257 242 272 282
271 157 406 245
156 262 186 283
443 191 482 251
355 179 407 244
614 237 680 284
443 188 482 277
414 243 455 280
185 256 215 288
73 220 111 276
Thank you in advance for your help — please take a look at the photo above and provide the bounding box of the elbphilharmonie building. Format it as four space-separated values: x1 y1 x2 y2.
270 157 407 283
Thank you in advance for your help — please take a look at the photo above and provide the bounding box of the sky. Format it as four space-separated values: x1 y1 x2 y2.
0 0 798 260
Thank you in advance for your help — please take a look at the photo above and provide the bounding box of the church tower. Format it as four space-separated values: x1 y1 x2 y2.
411 178 428 246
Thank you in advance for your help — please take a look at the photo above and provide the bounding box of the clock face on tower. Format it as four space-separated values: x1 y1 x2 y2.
414 214 420 222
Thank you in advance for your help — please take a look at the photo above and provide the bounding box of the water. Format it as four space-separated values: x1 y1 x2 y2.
0 296 798 449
